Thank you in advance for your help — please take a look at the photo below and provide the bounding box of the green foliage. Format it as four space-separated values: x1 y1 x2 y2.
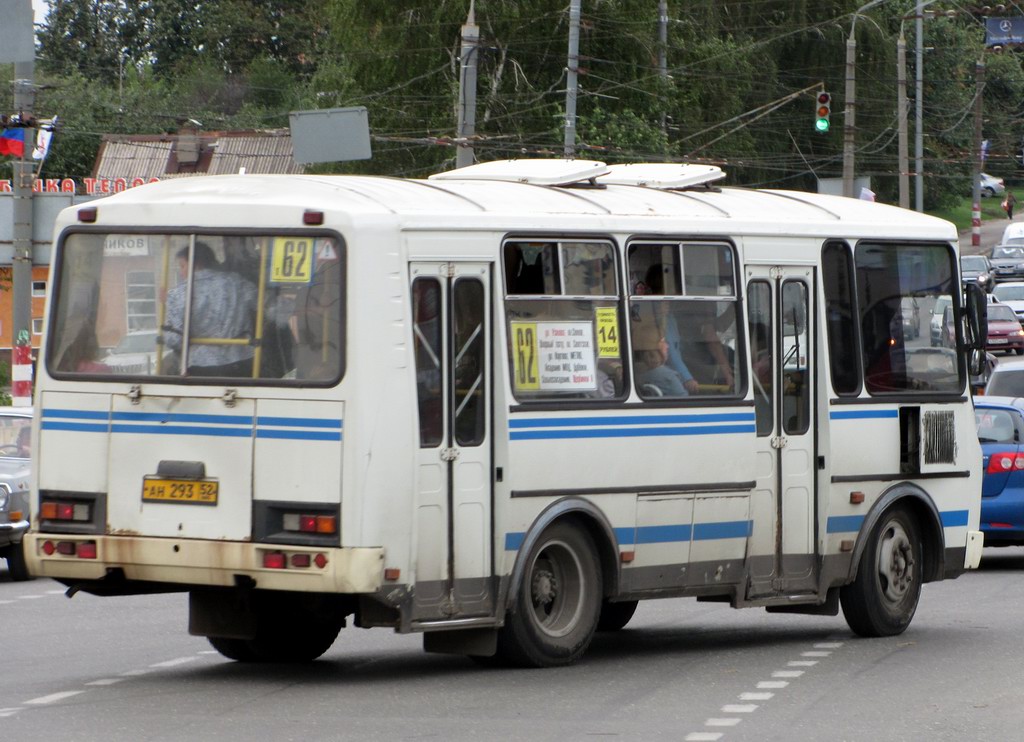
19 0 1024 204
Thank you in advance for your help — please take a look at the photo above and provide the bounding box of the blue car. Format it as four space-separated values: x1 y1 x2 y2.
976 397 1024 545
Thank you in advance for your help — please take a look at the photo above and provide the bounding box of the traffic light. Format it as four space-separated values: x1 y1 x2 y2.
815 92 831 133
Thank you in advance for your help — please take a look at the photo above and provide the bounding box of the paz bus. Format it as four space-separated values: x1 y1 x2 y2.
25 159 987 667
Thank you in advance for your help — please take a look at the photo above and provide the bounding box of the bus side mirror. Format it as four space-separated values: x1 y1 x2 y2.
965 282 987 376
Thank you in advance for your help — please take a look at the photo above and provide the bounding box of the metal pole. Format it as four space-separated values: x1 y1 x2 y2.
842 33 857 198
915 2 925 211
12 58 35 406
456 0 479 169
972 59 985 250
564 0 581 157
897 32 910 209
658 0 668 139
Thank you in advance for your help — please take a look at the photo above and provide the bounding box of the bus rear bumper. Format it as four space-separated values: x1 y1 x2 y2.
24 534 385 594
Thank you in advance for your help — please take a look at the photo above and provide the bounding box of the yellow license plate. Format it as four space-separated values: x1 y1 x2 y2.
142 478 219 504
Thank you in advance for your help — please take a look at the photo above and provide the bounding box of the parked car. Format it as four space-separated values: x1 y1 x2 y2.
960 254 995 293
989 245 1024 282
992 282 1024 321
1000 221 1024 247
930 295 952 347
984 357 1024 396
975 398 1024 545
101 330 158 374
981 172 1006 198
986 303 1024 354
0 407 33 581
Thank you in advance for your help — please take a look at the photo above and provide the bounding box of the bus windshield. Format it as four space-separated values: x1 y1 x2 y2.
48 231 344 383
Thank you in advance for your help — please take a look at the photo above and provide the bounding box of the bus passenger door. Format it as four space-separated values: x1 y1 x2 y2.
410 262 493 622
746 266 816 596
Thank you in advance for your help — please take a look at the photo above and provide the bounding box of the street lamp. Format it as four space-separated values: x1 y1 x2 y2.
842 0 885 198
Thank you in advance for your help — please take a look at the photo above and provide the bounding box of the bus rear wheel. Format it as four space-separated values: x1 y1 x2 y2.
496 523 602 667
840 507 922 637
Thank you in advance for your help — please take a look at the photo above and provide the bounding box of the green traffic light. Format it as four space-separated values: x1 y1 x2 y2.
815 118 830 133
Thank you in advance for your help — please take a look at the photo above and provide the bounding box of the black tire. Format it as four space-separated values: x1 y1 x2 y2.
840 507 922 638
495 523 602 667
3 544 32 582
1016 348 1023 356
207 595 344 663
597 599 638 631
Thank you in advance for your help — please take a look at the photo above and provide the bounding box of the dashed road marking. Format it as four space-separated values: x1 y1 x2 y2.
150 656 196 668
17 594 44 600
85 678 124 686
46 590 65 595
0 707 23 717
0 600 12 605
24 690 86 705
685 638 845 740
120 669 153 677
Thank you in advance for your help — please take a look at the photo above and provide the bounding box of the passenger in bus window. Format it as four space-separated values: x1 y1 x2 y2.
643 265 700 394
163 242 258 377
632 319 689 398
291 258 342 380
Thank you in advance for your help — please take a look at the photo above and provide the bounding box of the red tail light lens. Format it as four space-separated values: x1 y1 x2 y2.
77 542 97 559
263 552 286 569
282 512 337 535
41 500 92 522
987 452 1024 473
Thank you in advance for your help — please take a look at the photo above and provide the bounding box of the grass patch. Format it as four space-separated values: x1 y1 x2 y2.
928 197 1006 230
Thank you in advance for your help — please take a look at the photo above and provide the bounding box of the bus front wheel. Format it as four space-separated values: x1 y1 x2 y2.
496 523 602 667
840 507 922 637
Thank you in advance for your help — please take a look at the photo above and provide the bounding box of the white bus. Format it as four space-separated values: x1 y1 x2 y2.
26 160 987 667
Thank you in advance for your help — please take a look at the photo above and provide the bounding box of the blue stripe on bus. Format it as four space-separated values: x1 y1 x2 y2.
255 429 342 441
826 514 866 533
42 408 109 421
110 423 252 438
111 411 253 425
40 421 109 433
828 510 971 534
510 423 756 441
504 520 752 551
509 413 755 429
941 509 970 527
829 410 899 420
257 416 343 429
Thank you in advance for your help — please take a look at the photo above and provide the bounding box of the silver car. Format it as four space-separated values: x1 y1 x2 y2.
0 407 32 581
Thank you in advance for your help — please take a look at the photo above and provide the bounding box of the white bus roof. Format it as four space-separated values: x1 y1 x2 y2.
63 162 958 242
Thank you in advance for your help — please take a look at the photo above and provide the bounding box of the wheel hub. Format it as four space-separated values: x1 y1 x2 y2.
878 524 915 603
532 568 558 608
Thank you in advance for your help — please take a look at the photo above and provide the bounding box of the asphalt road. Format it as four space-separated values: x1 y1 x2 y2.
3 548 1024 742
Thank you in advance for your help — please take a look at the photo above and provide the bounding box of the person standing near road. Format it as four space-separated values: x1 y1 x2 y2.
1004 190 1017 220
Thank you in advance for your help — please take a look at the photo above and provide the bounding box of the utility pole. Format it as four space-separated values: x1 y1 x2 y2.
455 0 479 169
843 0 883 199
658 0 668 138
914 1 931 212
564 0 581 157
972 59 985 250
11 59 35 407
897 31 910 209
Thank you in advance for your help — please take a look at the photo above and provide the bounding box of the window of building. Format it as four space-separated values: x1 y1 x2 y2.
125 271 158 332
32 318 43 335
32 281 46 298
504 239 625 401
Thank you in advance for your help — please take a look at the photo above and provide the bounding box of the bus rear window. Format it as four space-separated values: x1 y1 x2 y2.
48 232 344 384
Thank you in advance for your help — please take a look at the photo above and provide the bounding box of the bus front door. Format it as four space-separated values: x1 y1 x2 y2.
746 265 817 596
410 262 494 622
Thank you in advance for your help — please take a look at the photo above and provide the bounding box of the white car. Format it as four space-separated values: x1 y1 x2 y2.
981 172 1006 198
993 282 1024 321
0 406 33 581
101 330 158 374
1000 222 1024 247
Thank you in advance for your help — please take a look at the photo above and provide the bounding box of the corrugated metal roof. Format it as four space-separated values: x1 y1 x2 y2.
92 130 305 179
208 134 305 175
94 139 174 180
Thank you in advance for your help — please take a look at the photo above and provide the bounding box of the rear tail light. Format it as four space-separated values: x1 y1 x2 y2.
41 500 91 522
282 513 337 535
987 452 1024 473
261 550 327 570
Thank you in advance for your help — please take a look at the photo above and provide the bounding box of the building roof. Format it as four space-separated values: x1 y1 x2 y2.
92 129 306 180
